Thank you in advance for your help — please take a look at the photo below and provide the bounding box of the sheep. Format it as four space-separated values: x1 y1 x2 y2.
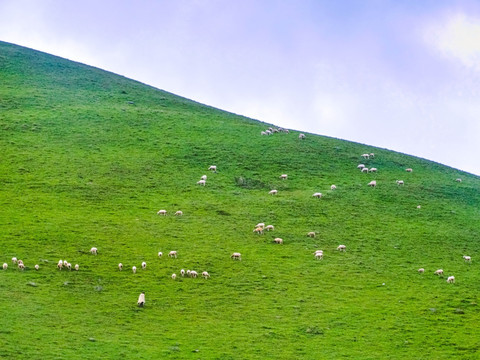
463 255 472 262
331 185 337 190
2 263 7 270
417 205 421 209
18 263 25 270
370 153 375 158
337 245 346 252
368 180 377 187
405 168 413 172
201 175 207 180
208 165 217 172
312 192 322 198
12 257 17 264
190 270 198 278
141 261 147 270
456 178 462 182
369 168 377 172
187 270 191 277
197 179 206 186
180 269 185 277
434 269 444 276
299 133 306 139
279 174 288 180
396 180 404 186
57 260 63 270
269 189 278 195
63 260 68 267
90 247 98 255
314 250 324 260
361 167 369 173
255 223 265 229
418 268 425 273
361 153 370 159
265 130 272 135
307 232 316 238
171 273 177 280
132 266 137 274
447 276 455 283
158 252 163 258
18 260 24 266
274 237 283 244
168 251 177 258
231 252 242 260
265 225 274 231
137 292 145 307
202 271 210 279
157 209 167 216
175 210 183 216
66 263 72 270
261 131 267 136
253 227 264 235
357 164 365 169
118 263 123 271
74 264 79 271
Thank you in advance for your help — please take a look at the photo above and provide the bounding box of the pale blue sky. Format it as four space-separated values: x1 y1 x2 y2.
1 0 479 175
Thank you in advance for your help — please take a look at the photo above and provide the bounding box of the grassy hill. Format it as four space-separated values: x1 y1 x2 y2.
1 40 479 359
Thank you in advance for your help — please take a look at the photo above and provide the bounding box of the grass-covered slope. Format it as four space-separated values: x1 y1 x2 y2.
1 41 479 359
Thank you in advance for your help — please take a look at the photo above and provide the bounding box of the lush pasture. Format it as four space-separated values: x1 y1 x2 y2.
1 41 479 359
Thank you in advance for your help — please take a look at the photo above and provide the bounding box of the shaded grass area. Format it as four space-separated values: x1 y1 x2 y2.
1 41 480 359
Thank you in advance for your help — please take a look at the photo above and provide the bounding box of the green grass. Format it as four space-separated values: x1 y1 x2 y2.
1 40 480 359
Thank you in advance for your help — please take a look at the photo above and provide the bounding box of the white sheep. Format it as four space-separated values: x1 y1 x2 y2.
337 245 346 252
255 223 265 229
141 261 147 270
299 133 306 139
265 225 274 231
331 185 337 190
417 205 421 209
265 130 272 135
202 271 210 279
261 131 267 136
455 178 462 182
197 179 206 186
463 255 472 262
279 174 288 180
11 257 17 264
175 210 183 216
357 164 365 169
187 270 191 277
66 263 72 270
63 260 68 267
447 276 455 283
368 180 377 187
418 268 425 273
137 292 145 307
253 227 264 235
158 252 163 258
74 264 79 271
307 232 316 238
157 209 167 216
396 180 404 185
132 266 137 274
90 247 98 255
118 263 123 271
231 252 242 260
18 263 25 270
190 270 198 278
405 168 413 172
201 175 207 180
314 250 324 260
361 153 370 159
168 251 177 258
208 165 217 171
180 269 185 277
369 168 377 172
2 263 7 270
434 269 444 276
57 260 63 270
274 237 283 244
172 273 177 280
269 189 278 195
312 192 322 198
370 153 375 158
361 167 369 173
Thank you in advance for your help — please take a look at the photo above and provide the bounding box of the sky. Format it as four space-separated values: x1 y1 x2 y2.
1 0 480 175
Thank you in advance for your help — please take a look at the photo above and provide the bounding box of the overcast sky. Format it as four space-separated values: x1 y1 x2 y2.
1 0 479 175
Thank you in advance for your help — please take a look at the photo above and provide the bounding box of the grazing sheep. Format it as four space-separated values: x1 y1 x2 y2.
18 263 25 270
447 276 455 283
157 209 167 216
74 264 79 271
361 167 369 173
299 133 306 139
187 270 191 277
180 269 185 277
456 178 462 182
331 185 337 190
368 180 377 187
463 255 472 262
357 164 365 169
63 260 68 267
118 263 123 271
168 251 177 258
418 268 425 273
253 227 264 235
434 269 444 276
370 153 375 158
142 261 147 270
18 260 24 266
208 165 217 171
202 271 210 279
405 168 413 172
362 153 370 159
312 192 322 198
307 232 316 238
261 131 267 135
57 260 63 270
197 179 206 186
3 263 7 270
314 250 324 260
201 175 207 180
274 237 283 244
255 223 265 229
231 252 242 260
12 257 17 264
132 266 137 274
172 273 177 280
279 174 288 180
417 205 421 209
337 245 346 252
90 247 98 255
158 252 163 258
396 180 404 186
175 210 183 216
265 225 274 231
190 270 198 278
137 292 145 307
265 130 272 135
66 263 72 270
369 168 377 173
269 189 278 195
